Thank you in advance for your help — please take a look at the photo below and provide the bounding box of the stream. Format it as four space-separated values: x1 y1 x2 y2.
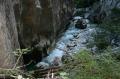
36 15 98 69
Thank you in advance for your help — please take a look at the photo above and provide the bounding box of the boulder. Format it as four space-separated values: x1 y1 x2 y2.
75 19 87 29
51 57 62 66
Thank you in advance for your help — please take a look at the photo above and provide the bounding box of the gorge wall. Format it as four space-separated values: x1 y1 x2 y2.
89 0 120 23
0 0 74 68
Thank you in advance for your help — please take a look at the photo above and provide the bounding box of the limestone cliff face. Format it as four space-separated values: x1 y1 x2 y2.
20 0 74 48
99 0 120 15
0 0 20 68
89 0 120 23
0 0 74 68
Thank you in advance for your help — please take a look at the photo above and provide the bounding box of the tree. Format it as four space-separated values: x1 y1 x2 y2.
74 0 99 8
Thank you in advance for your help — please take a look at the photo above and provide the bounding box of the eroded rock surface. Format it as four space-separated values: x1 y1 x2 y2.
0 0 74 68
89 0 120 23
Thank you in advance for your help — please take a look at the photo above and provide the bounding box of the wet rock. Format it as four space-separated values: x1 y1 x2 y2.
62 54 73 63
67 43 77 48
51 57 62 66
36 62 49 69
73 34 78 38
73 16 83 20
75 19 87 29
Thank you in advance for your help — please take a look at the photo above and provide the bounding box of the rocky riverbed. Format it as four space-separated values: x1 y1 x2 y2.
36 16 97 69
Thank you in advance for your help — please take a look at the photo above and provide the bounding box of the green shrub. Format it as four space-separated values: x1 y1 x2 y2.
74 0 99 8
111 8 120 16
100 8 120 35
94 31 110 50
87 29 111 52
63 50 120 79
93 7 120 50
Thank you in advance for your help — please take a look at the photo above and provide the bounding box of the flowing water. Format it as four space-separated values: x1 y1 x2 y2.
36 16 97 69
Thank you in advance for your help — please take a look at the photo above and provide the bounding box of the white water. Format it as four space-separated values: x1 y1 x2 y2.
36 16 97 68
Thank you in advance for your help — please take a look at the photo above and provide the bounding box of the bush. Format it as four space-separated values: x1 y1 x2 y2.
94 30 111 50
100 8 120 35
86 29 111 52
63 50 120 79
74 0 99 8
94 8 120 50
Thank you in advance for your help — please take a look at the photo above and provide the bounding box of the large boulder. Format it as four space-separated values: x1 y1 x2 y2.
75 19 87 29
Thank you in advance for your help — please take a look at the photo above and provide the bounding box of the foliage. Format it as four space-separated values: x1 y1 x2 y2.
91 7 120 50
13 48 31 56
111 8 120 16
0 48 35 79
63 50 120 79
86 28 111 52
100 8 120 35
92 8 120 51
94 30 111 50
74 0 99 8
59 72 69 79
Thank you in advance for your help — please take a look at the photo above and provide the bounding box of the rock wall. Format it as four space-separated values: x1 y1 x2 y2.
89 0 120 23
0 0 20 68
99 0 120 15
20 0 74 48
0 0 74 68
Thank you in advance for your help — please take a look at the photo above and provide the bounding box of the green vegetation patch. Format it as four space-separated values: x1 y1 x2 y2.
100 8 120 35
63 50 120 79
74 0 99 8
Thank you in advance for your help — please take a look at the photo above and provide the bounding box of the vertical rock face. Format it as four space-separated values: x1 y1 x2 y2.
89 0 120 22
100 0 120 13
0 0 20 68
0 0 74 68
20 0 74 48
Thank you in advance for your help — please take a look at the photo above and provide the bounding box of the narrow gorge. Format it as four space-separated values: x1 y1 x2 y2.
0 0 120 79
0 0 74 68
